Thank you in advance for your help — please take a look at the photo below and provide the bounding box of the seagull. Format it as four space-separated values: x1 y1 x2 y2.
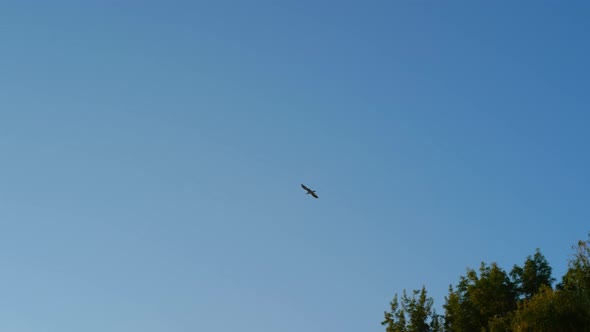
301 184 319 198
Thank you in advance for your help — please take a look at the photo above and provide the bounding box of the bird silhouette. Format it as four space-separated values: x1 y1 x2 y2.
301 184 319 198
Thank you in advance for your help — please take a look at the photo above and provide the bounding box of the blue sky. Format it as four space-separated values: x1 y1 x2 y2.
1 1 589 331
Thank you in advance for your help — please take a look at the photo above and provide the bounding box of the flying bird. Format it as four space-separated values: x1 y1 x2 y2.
301 184 319 198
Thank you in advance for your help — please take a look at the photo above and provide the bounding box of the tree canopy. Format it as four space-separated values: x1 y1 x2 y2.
383 232 590 332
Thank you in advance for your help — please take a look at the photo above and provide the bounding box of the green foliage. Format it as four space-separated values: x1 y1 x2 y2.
384 232 590 332
559 232 590 293
429 310 442 332
443 262 517 332
382 286 441 332
510 285 590 332
383 293 407 332
510 234 590 331
510 249 554 299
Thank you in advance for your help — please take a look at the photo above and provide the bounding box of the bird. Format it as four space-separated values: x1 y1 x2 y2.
301 184 319 198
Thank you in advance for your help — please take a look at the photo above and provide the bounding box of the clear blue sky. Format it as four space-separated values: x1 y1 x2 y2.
1 1 589 331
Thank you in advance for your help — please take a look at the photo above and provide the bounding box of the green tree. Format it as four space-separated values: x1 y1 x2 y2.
429 310 442 332
444 263 517 331
510 248 554 299
510 285 590 331
383 293 407 332
385 232 590 332
404 286 434 332
509 234 590 331
383 287 441 332
559 232 590 292
444 284 479 332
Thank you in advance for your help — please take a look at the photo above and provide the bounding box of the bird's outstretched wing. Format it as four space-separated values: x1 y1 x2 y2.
301 184 310 191
310 192 319 198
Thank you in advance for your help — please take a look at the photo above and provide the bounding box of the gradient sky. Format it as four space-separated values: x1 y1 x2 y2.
1 1 589 332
